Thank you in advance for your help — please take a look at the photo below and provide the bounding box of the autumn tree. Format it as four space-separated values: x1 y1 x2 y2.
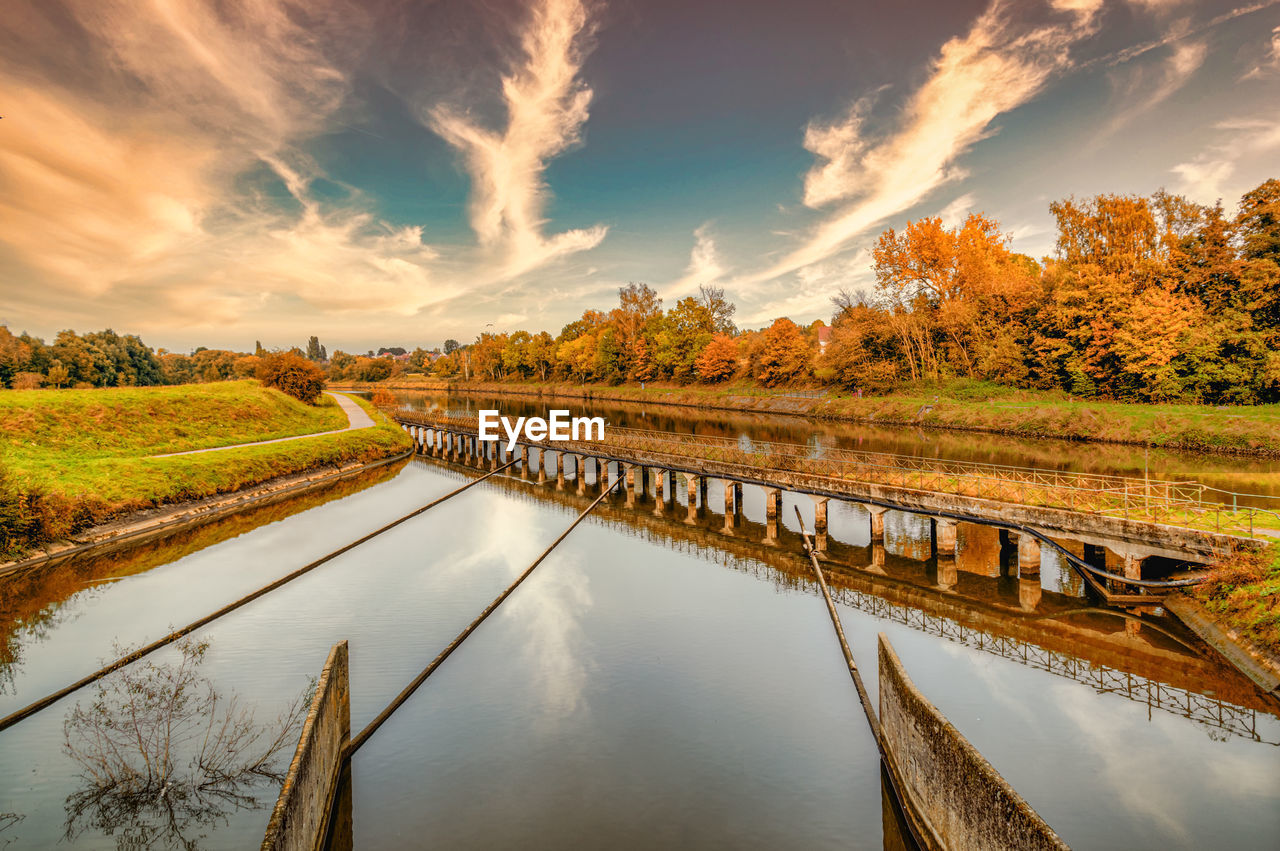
694 334 739 382
652 297 715 382
611 282 662 379
698 285 738 334
0 327 32 388
257 351 325 403
751 318 812 387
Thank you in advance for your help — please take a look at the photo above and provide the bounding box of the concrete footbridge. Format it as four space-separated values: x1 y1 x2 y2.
390 408 1272 589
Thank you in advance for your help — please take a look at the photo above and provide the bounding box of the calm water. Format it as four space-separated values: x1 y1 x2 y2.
1 452 1278 849
380 389 1280 506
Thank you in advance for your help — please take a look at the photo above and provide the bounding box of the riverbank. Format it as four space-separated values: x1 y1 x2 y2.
335 379 1280 457
0 383 412 560
1185 544 1280 661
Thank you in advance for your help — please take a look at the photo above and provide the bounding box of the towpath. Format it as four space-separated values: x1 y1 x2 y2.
154 392 374 457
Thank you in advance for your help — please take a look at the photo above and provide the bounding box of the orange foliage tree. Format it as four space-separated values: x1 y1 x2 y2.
751 318 812 387
694 334 740 383
256 351 325 404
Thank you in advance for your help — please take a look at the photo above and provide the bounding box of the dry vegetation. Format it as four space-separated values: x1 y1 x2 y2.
1193 544 1280 655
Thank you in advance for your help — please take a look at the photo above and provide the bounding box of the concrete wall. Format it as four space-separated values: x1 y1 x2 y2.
261 641 351 851
877 634 1067 851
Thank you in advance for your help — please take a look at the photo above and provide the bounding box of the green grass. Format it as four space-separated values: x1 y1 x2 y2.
0 381 346 460
1194 544 1280 656
0 382 411 559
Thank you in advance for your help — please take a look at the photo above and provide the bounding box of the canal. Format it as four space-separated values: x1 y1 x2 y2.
1 408 1278 848
383 389 1280 506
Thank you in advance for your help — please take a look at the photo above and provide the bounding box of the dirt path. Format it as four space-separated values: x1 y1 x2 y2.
153 392 374 457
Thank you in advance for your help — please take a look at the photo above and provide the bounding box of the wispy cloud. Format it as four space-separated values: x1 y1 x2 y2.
666 223 726 299
938 193 977 229
1242 25 1280 78
742 0 1102 292
427 0 607 281
1172 117 1280 203
0 0 449 336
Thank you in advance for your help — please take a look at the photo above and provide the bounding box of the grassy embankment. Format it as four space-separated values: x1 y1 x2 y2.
0 381 411 559
1193 544 1280 656
343 378 1280 456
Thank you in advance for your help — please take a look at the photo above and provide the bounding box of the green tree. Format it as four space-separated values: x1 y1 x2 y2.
652 297 714 382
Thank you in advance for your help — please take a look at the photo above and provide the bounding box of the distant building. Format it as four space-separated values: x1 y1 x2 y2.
817 325 832 353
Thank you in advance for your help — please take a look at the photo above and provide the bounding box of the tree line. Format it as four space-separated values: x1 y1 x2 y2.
425 180 1280 404
2 179 1276 404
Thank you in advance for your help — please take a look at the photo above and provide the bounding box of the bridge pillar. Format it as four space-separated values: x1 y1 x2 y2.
653 469 669 516
868 540 887 574
624 464 637 507
812 497 829 556
1019 577 1042 612
1123 553 1146 582
684 474 700 525
537 449 547 484
722 481 738 535
936 555 958 592
867 505 888 542
489 442 498 470
933 518 958 557
762 487 781 546
554 452 565 490
576 455 586 495
1017 535 1041 577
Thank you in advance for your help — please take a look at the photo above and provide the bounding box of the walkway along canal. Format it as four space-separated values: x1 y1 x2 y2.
390 409 1277 587
0 430 1277 847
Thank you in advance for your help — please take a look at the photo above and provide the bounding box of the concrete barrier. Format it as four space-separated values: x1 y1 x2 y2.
878 633 1068 850
261 641 351 851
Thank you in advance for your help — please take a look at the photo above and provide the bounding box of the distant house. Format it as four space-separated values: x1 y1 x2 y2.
817 325 832 353
393 352 412 363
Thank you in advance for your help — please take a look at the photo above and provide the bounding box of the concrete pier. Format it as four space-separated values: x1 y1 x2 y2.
685 474 700 525
763 487 781 546
934 518 958 557
868 505 888 542
1017 534 1041 577
813 497 829 556
261 641 351 851
878 634 1068 850
1019 577 1043 612
723 480 739 535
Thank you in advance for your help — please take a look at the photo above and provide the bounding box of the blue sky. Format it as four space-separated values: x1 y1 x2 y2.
1 0 1277 353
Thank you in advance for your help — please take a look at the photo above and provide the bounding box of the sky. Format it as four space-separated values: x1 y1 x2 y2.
1 0 1278 354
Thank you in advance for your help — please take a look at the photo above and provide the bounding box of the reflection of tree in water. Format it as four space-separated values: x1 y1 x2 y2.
62 638 311 850
0 812 24 849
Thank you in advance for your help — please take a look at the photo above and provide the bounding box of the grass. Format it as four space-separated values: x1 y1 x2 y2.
0 381 347 459
374 378 1280 456
1193 544 1280 656
0 382 411 559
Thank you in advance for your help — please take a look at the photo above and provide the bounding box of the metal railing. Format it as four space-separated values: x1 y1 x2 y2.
481 474 1278 745
393 408 1280 538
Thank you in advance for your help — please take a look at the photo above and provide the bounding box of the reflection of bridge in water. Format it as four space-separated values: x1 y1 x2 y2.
420 455 1280 746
